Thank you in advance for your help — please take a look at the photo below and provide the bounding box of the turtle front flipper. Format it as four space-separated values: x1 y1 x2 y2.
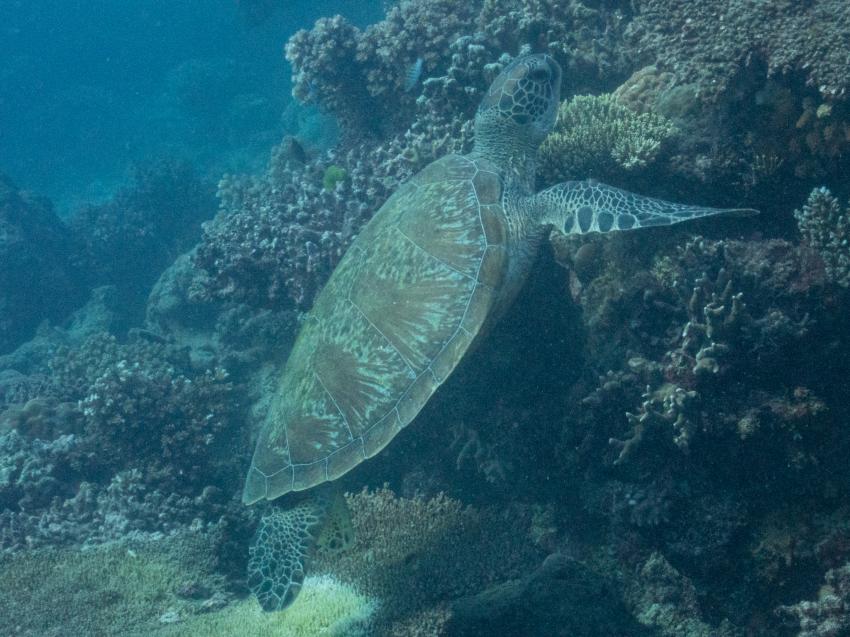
535 181 757 235
248 488 353 611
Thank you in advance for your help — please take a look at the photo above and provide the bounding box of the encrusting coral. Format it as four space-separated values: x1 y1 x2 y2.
626 0 850 102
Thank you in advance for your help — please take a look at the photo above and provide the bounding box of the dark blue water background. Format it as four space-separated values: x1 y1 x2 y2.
0 0 383 214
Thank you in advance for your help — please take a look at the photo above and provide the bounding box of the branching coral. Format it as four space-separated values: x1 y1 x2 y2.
609 383 700 463
538 93 677 185
795 187 850 288
49 332 238 487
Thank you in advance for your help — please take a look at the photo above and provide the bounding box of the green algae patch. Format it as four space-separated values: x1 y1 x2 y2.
0 534 216 637
322 165 348 191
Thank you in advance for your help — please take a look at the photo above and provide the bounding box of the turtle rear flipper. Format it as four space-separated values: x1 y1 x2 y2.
248 489 353 611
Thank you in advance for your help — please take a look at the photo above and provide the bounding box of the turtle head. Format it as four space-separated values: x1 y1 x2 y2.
475 54 562 157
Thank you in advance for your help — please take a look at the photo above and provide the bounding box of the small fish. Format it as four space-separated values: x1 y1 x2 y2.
404 57 424 92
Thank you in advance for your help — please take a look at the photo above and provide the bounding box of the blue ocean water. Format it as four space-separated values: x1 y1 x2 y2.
0 0 382 214
1 1 850 636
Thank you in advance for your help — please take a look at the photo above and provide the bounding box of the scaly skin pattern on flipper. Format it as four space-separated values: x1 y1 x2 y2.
247 497 326 611
534 180 757 234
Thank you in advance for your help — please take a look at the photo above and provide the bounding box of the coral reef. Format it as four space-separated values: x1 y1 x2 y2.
49 332 239 485
0 531 225 636
479 0 630 86
778 561 850 637
538 93 677 185
0 173 85 354
448 552 650 637
5 3 850 635
285 2 481 136
69 160 216 317
626 0 850 102
625 552 740 637
286 0 629 139
795 187 850 288
318 487 542 628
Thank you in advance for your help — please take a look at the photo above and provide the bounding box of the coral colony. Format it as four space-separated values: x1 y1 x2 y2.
2 1 850 635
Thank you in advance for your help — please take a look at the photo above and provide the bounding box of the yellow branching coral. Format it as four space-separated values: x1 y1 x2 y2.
537 93 677 185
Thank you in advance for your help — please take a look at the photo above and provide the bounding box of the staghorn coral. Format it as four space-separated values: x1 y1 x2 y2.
609 382 700 462
795 187 850 288
538 93 677 186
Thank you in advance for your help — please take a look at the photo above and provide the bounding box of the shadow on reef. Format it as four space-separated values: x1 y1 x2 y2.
2 1 850 636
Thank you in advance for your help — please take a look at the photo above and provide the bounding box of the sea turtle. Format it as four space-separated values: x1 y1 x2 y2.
242 54 755 611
